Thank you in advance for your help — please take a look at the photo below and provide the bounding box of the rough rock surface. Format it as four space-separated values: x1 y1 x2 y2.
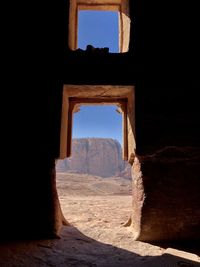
131 146 200 242
56 138 131 178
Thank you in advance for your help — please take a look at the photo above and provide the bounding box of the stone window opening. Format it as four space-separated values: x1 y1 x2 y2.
59 85 135 165
57 104 131 178
68 0 130 52
58 84 135 234
67 98 128 159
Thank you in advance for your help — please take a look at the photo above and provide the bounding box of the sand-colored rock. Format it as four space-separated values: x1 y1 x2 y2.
56 138 131 178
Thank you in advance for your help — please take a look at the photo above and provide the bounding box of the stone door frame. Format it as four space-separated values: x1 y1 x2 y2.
59 85 135 164
68 0 130 52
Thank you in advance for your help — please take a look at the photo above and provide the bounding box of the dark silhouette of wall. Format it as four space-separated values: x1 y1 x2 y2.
1 0 199 240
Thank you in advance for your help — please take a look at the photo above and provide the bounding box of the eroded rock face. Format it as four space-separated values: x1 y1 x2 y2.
56 138 131 178
130 146 200 242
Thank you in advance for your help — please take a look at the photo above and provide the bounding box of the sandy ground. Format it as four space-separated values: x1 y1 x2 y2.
0 172 199 266
57 173 161 254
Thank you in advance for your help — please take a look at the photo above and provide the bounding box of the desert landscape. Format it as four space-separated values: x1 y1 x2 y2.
0 171 199 266
0 139 199 266
56 172 200 265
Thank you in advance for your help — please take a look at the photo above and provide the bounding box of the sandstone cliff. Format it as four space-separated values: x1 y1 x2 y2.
56 138 131 178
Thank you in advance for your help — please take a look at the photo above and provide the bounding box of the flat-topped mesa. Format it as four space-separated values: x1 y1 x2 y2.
56 138 131 179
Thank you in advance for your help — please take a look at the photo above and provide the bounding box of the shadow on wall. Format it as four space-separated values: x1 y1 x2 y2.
0 226 199 266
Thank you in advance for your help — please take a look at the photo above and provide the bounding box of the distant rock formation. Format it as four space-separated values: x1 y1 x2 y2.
56 138 131 179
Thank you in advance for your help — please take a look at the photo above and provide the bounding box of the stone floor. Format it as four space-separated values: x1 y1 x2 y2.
0 225 199 267
0 173 199 266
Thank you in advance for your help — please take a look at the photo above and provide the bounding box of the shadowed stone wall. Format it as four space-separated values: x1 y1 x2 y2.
131 148 200 241
1 0 199 240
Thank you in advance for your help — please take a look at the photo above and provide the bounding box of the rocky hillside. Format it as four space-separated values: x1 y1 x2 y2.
56 138 131 178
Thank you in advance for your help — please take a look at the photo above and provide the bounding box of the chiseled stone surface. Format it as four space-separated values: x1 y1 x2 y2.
132 146 200 242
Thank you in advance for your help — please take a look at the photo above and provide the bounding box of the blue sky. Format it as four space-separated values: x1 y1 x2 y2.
73 106 122 144
78 10 119 52
73 11 121 144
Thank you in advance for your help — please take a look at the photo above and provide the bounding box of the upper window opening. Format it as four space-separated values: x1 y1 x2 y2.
78 11 119 53
69 0 130 53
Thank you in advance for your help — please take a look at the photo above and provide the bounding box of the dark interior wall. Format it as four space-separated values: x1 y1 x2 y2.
130 1 200 240
138 147 200 241
1 0 199 240
133 0 200 153
1 0 65 239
